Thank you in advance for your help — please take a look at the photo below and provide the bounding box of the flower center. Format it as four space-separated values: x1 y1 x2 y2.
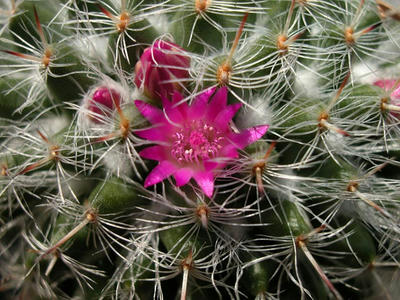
171 120 224 163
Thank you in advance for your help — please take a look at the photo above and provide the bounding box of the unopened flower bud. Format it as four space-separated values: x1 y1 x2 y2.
134 40 190 100
87 86 121 122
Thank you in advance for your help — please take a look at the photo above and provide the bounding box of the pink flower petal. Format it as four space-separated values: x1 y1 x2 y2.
173 168 193 186
161 92 185 123
193 171 215 198
171 90 184 105
165 107 185 125
373 79 397 91
392 85 400 100
218 144 239 159
134 126 168 141
163 106 184 124
230 125 269 149
147 68 162 98
144 161 177 188
134 100 163 124
203 160 220 172
172 91 190 118
139 145 166 161
214 103 242 130
203 149 237 172
189 87 216 119
206 86 228 120
193 87 216 106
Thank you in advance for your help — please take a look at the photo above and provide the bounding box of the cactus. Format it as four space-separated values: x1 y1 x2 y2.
1 0 400 299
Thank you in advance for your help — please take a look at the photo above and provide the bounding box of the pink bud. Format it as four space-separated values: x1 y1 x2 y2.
134 40 190 100
87 86 121 122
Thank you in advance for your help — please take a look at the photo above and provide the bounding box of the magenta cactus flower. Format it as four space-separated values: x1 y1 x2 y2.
134 40 190 100
134 87 269 198
87 86 121 123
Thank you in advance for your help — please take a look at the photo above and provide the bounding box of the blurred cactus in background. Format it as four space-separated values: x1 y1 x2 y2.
1 0 400 299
